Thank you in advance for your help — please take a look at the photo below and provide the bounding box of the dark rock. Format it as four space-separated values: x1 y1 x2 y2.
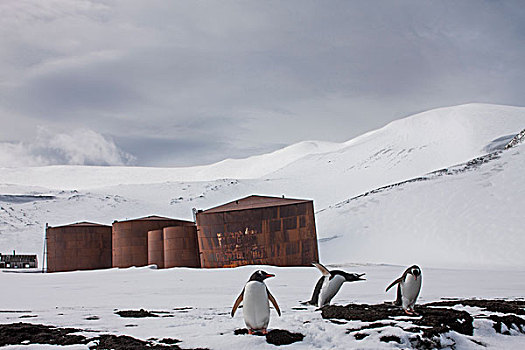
0 323 86 347
0 323 207 350
489 314 525 334
234 328 305 345
353 332 368 340
380 335 401 343
426 299 525 316
94 334 183 350
115 309 159 318
159 338 182 344
322 301 476 349
266 329 304 346
233 328 252 335
322 303 407 322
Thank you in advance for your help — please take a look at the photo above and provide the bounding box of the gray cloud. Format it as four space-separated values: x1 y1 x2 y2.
1 0 524 166
0 127 135 167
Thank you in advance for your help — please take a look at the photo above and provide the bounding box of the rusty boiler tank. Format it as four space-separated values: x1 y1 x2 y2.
46 222 112 273
147 229 165 268
195 195 319 268
112 216 194 268
163 225 201 268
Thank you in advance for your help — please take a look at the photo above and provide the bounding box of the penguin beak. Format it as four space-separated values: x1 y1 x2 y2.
265 273 275 278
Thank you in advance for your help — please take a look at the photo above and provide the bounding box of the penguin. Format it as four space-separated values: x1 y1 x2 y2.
231 270 281 334
385 265 422 315
306 262 365 307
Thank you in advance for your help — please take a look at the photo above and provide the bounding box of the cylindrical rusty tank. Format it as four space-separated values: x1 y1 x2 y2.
112 216 195 268
163 226 200 268
46 222 112 273
147 229 164 268
196 195 319 268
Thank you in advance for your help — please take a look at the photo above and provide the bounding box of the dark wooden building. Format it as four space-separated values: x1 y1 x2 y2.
0 252 37 269
196 195 319 268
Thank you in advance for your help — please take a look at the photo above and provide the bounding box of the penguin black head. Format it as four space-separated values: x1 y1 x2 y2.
249 270 275 282
408 265 421 279
331 270 366 282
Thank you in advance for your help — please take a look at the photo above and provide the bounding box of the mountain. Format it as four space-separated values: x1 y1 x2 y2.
0 103 524 268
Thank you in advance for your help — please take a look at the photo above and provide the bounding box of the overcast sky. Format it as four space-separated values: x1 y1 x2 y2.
1 0 524 167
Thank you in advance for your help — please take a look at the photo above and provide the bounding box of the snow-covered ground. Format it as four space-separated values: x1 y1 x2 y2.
0 103 524 348
1 265 525 349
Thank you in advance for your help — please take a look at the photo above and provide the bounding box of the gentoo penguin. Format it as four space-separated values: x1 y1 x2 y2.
306 262 365 307
385 265 422 315
231 270 281 334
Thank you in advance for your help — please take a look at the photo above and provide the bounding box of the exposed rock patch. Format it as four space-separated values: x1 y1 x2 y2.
115 309 159 318
0 323 206 349
322 299 525 349
234 328 305 346
0 323 85 347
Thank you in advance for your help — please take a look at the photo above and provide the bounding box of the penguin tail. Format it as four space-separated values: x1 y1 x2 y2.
312 262 331 277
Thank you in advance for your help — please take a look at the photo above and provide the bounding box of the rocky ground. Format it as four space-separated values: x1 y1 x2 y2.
1 299 523 349
322 299 525 349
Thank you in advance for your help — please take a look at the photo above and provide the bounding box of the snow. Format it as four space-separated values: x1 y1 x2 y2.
1 265 524 349
317 145 525 268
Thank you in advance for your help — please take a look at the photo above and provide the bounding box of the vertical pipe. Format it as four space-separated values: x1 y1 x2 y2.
42 223 48 273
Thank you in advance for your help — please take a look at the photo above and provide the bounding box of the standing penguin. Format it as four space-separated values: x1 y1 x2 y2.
306 262 365 307
231 270 281 334
385 265 422 315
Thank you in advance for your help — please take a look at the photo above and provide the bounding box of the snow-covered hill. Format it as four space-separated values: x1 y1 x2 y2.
317 144 525 268
0 103 524 269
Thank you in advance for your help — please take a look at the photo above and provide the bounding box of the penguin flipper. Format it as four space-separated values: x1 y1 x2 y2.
267 288 281 316
305 276 324 305
312 262 331 277
385 277 402 292
231 288 244 317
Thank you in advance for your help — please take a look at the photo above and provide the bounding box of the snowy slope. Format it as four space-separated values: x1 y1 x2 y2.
0 141 344 191
317 143 525 268
0 103 524 270
264 103 525 206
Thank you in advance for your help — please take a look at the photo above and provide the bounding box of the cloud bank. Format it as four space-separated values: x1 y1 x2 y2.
0 128 135 167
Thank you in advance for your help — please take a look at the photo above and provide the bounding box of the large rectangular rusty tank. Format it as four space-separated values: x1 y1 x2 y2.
46 222 112 273
113 216 194 268
196 195 319 268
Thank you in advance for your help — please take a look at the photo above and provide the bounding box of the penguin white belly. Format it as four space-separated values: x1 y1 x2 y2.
400 275 421 309
243 281 270 330
318 275 345 307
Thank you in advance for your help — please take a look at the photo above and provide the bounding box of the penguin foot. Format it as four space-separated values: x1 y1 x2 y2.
404 308 419 316
261 329 268 335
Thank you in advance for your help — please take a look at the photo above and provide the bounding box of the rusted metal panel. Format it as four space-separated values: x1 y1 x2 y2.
46 222 112 273
147 229 164 268
202 195 312 213
112 216 194 268
163 226 200 268
196 197 319 268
